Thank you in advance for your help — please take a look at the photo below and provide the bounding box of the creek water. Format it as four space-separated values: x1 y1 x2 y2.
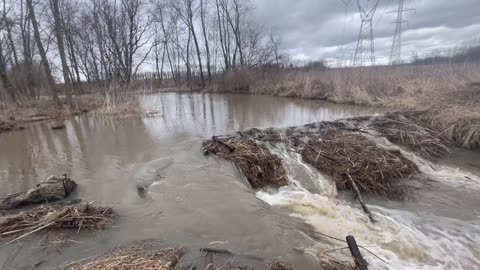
0 93 479 269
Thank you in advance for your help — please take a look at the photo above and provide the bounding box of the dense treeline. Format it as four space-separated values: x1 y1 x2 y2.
0 0 282 104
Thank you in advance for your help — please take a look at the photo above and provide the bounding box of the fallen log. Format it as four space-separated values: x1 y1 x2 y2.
0 174 77 210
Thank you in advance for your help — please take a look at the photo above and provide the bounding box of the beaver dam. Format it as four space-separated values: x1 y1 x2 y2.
1 93 479 270
203 112 447 199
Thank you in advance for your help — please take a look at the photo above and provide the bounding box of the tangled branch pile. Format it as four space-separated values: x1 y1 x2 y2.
203 136 289 189
0 203 117 242
72 246 185 270
372 111 452 159
302 128 419 199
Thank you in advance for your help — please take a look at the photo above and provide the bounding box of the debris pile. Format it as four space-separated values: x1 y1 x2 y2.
0 203 117 243
72 245 184 270
203 136 289 189
371 111 451 159
301 128 419 199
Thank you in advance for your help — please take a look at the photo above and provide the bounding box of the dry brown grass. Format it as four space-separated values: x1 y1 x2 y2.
72 246 184 270
0 95 102 124
213 63 480 149
371 111 452 159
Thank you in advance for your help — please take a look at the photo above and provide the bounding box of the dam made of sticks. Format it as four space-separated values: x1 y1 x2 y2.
203 112 450 201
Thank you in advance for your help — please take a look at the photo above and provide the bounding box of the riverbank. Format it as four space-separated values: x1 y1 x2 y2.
0 93 156 134
3 63 479 147
209 63 480 149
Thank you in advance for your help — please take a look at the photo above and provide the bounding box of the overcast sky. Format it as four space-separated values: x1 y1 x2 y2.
253 0 480 64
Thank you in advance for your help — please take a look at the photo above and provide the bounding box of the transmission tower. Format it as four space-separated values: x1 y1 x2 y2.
388 0 415 64
353 0 380 67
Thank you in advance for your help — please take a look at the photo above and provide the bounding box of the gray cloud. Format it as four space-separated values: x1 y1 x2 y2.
252 0 480 64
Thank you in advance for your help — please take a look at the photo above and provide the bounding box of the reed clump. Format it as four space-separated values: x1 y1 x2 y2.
72 246 184 270
301 128 419 199
0 203 117 243
203 136 289 189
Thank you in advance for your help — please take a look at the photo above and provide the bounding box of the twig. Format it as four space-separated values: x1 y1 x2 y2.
6 221 56 245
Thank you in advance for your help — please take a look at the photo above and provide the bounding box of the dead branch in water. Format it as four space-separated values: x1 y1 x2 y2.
203 136 289 189
0 174 77 210
347 175 376 223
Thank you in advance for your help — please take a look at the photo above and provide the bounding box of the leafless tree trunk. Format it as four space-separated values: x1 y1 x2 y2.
50 0 72 106
200 0 211 81
26 0 60 104
0 40 16 103
3 0 18 66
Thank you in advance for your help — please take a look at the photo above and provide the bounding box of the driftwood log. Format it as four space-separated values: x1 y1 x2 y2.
0 174 77 210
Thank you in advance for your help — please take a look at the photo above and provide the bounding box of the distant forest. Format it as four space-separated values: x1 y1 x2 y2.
412 45 480 65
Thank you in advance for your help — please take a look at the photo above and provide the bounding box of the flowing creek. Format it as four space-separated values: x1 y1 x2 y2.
0 93 479 269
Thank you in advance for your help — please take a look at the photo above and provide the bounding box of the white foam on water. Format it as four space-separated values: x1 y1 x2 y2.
366 133 480 188
257 146 480 270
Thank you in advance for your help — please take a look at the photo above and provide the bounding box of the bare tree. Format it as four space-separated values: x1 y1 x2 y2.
26 0 60 104
50 0 72 106
200 0 211 81
0 38 16 103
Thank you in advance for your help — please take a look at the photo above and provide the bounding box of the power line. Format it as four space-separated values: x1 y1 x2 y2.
388 0 415 64
353 0 380 67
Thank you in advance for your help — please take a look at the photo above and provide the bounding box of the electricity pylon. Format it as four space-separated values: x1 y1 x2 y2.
388 0 415 64
353 0 380 67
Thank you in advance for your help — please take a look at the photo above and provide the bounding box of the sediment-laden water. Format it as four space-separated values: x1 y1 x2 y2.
0 93 479 269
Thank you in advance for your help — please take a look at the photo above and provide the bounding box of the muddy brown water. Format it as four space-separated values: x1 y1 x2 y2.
0 93 479 270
